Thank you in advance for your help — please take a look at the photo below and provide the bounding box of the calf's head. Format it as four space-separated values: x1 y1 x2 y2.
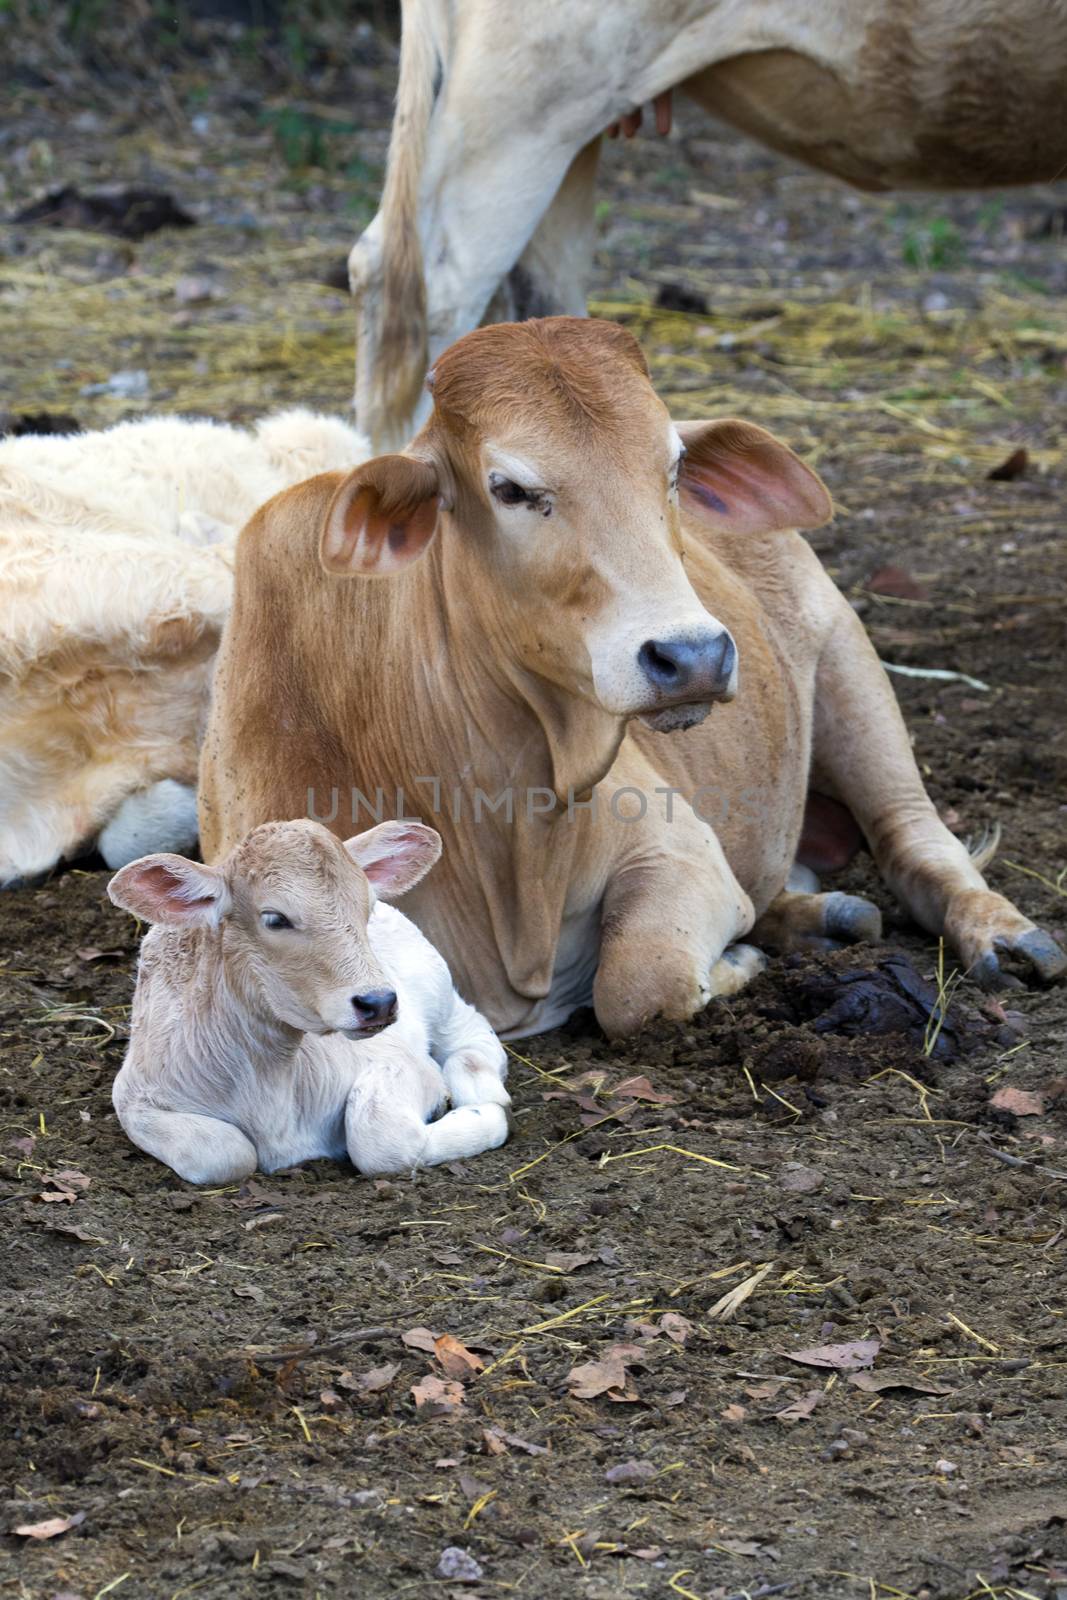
108 819 441 1037
321 317 832 731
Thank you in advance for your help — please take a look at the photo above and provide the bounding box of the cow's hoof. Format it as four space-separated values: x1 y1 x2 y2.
971 927 1067 991
708 943 767 999
823 891 883 945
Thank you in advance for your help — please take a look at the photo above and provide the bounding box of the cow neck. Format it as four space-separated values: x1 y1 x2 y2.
327 520 624 1020
179 927 303 1073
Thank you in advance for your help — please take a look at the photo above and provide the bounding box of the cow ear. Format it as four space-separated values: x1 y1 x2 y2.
108 854 230 927
320 453 441 576
344 822 442 900
676 419 832 534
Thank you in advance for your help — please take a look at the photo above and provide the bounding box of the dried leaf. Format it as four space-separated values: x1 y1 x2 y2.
713 1537 765 1557
721 1402 747 1424
232 1285 265 1303
14 1511 86 1539
658 1312 692 1345
9 1135 35 1158
743 1379 790 1402
543 1251 596 1273
38 1217 104 1243
339 1362 400 1395
867 564 929 601
401 1326 438 1353
611 1075 677 1104
51 1169 91 1190
782 1338 880 1372
481 1425 548 1456
567 1342 644 1401
774 1389 824 1424
434 1334 484 1380
411 1373 466 1415
987 446 1029 482
990 1086 1046 1117
481 1427 507 1455
848 1369 951 1396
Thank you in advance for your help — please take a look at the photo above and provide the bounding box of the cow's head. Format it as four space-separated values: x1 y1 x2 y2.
321 317 831 730
108 819 441 1038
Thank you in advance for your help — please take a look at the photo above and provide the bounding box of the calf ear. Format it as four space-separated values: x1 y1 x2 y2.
344 822 442 900
108 854 230 927
676 419 832 534
320 454 441 576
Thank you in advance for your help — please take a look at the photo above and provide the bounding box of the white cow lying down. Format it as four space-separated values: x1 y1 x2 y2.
0 408 367 887
107 818 511 1183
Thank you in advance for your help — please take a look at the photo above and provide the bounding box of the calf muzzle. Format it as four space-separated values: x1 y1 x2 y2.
350 988 398 1030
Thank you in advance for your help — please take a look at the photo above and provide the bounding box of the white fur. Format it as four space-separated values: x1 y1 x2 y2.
0 410 368 885
98 780 200 869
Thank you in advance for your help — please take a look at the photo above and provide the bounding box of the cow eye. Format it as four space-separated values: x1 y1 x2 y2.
261 910 293 930
489 474 533 508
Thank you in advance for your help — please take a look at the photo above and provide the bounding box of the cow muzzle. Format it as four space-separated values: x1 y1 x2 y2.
635 629 737 731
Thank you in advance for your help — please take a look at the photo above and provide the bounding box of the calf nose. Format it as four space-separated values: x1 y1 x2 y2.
351 988 398 1026
637 631 737 700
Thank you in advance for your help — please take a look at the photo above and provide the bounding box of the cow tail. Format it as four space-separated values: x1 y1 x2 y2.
376 0 439 437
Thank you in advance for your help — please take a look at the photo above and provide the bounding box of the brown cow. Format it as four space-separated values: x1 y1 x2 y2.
199 318 1065 1037
350 0 1067 448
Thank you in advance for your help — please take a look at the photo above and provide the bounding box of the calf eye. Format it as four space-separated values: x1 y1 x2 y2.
489 474 533 508
261 910 293 930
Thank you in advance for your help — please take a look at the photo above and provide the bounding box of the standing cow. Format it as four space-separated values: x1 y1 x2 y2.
349 0 1067 448
198 318 1065 1038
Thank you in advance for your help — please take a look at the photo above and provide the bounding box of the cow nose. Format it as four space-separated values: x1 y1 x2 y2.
351 988 398 1026
637 631 737 700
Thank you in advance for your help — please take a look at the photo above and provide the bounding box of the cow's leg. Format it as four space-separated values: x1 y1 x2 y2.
118 1106 258 1185
752 888 883 952
435 992 511 1112
592 789 755 1038
483 140 601 326
811 602 1067 989
345 1048 508 1174
98 779 200 869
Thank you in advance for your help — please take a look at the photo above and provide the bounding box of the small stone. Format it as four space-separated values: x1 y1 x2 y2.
604 1459 656 1485
436 1546 484 1582
779 1163 824 1195
935 1458 958 1476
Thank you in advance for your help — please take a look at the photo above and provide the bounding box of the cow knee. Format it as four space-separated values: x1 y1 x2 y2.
121 1108 258 1185
594 941 710 1040
98 780 199 869
442 1049 511 1110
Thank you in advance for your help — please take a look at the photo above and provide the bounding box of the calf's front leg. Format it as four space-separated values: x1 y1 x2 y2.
118 1105 258 1185
811 600 1066 989
345 1042 508 1176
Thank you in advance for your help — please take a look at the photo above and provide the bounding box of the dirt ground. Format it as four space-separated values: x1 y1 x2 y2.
2 12 1067 1600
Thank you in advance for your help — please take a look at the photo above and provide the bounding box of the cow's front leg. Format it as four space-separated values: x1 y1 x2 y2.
592 800 754 1038
345 1043 508 1174
811 599 1066 990
438 1008 511 1121
118 1105 258 1185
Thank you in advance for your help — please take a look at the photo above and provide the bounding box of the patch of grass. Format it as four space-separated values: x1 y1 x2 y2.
902 214 964 271
261 106 359 171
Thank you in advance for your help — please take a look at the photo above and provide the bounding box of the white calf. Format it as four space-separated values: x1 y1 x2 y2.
0 409 367 886
107 819 510 1183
